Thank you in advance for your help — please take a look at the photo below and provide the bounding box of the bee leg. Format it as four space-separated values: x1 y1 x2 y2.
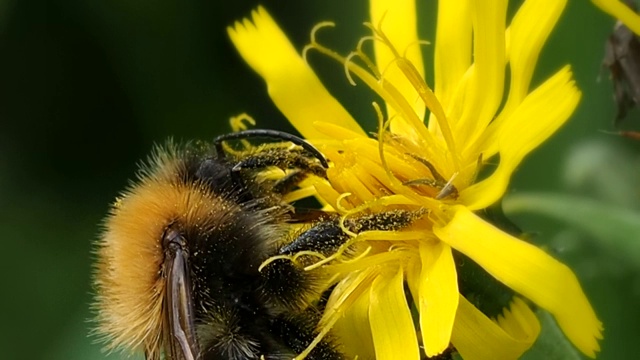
232 147 327 179
280 209 426 256
213 129 328 168
273 170 308 195
269 311 343 360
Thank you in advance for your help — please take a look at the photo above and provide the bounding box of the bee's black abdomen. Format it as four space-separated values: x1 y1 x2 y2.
270 311 343 360
199 306 342 360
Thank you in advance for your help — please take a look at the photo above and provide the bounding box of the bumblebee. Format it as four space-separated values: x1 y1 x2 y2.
93 129 418 360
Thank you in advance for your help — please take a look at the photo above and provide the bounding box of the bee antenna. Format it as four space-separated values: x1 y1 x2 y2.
213 129 329 168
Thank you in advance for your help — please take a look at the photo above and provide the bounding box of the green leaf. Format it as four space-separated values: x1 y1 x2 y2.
521 310 583 360
503 193 640 266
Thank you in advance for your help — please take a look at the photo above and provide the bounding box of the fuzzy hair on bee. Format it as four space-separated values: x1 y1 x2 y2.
93 129 422 360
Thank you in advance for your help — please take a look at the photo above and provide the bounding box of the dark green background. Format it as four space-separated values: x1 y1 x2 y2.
2 0 638 359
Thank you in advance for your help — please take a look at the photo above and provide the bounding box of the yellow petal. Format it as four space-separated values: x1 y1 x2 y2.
592 0 640 35
433 0 472 119
451 295 539 360
313 180 342 211
323 269 378 324
312 121 369 141
473 0 568 160
405 255 422 308
370 0 425 135
507 0 568 114
227 7 366 139
457 0 507 149
369 268 420 360
418 241 459 356
460 66 580 210
332 288 375 360
435 206 603 357
495 297 541 344
328 165 376 205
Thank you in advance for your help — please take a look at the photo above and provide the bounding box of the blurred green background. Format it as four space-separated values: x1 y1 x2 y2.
2 0 639 359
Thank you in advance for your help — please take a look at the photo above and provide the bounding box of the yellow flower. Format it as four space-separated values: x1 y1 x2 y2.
592 0 640 35
228 1 602 359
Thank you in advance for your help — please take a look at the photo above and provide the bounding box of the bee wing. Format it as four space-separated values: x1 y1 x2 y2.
162 239 200 360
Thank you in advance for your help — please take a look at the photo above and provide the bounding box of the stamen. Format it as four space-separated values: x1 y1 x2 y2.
303 235 360 271
401 156 459 199
229 113 256 131
338 213 358 238
305 23 441 155
451 153 483 187
310 21 335 44
227 113 257 153
335 192 354 214
328 251 404 277
343 52 359 86
398 58 460 165
261 250 328 274
291 250 327 262
435 172 459 200
388 243 418 253
374 105 408 193
304 255 335 271
355 35 381 77
375 101 404 193
406 153 447 183
365 22 461 171
379 79 439 149
403 178 438 187
375 103 441 208
302 22 336 63
258 254 293 272
338 245 372 263
344 36 382 87
304 22 348 66
402 39 431 59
